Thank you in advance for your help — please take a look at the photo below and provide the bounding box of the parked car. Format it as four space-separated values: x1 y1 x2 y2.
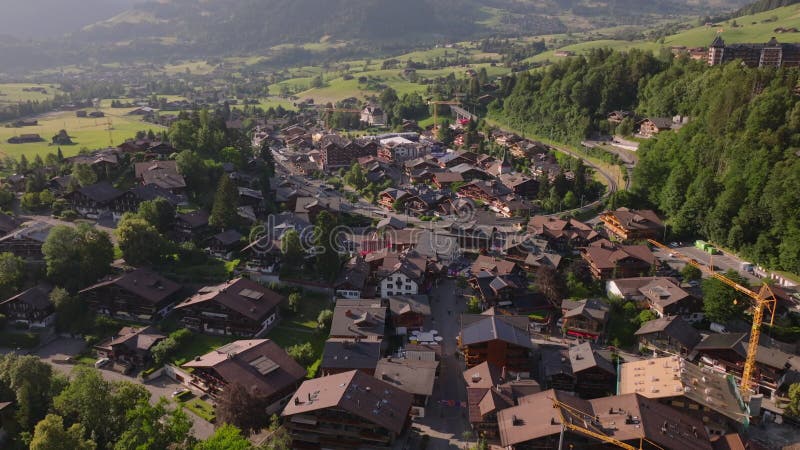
171 388 190 398
710 322 729 333
94 357 111 368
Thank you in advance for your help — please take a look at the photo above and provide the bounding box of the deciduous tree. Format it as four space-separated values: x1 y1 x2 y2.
0 252 25 298
29 414 96 450
114 399 194 450
42 224 113 291
137 197 175 233
701 270 749 324
216 383 269 434
116 214 168 266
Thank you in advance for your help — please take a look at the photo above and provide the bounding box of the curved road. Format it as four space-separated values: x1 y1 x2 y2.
543 141 620 217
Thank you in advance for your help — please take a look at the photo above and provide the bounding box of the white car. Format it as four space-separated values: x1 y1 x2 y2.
94 357 111 368
171 388 190 398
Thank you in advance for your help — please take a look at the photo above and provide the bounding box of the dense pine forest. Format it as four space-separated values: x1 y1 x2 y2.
492 50 800 274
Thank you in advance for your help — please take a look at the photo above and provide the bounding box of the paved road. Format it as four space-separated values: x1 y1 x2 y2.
651 244 762 285
405 279 470 450
35 338 215 440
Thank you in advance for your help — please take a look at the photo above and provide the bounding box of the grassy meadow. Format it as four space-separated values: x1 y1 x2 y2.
0 83 60 106
0 107 161 160
527 4 800 63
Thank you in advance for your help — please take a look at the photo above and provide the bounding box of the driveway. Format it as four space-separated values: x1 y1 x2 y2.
35 337 215 439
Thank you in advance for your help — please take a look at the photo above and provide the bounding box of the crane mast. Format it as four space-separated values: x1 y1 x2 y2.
647 239 776 394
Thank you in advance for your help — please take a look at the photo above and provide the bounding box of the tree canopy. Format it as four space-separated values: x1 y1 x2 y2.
42 224 113 291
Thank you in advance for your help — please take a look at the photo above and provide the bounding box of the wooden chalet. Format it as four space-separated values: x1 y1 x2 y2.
581 240 657 280
0 221 52 260
635 315 701 356
183 339 306 414
0 284 54 328
94 326 166 368
174 277 284 337
599 208 664 241
282 370 413 450
64 181 128 219
459 312 533 376
80 268 183 322
560 298 610 341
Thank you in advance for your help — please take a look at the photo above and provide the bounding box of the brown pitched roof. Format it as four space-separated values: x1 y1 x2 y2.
174 277 283 321
80 268 181 305
583 244 656 269
1 284 53 310
374 357 439 397
107 326 165 352
604 207 663 230
330 299 387 339
471 255 519 277
183 339 306 398
282 370 413 434
635 315 701 350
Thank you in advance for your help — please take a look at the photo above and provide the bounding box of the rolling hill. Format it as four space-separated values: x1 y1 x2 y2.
528 2 800 63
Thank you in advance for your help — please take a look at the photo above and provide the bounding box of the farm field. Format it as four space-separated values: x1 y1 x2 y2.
0 83 60 105
269 61 511 105
0 107 160 160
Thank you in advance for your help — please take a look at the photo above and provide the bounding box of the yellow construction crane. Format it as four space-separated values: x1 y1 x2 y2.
647 239 777 394
426 100 460 133
550 397 664 450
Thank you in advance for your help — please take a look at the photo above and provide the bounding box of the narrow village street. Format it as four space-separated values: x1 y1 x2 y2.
402 279 470 450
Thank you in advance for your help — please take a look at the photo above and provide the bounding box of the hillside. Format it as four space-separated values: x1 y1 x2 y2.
64 0 747 57
0 0 137 39
491 49 800 273
528 3 800 63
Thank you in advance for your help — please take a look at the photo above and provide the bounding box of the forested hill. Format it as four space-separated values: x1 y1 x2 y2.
734 0 800 16
491 51 800 274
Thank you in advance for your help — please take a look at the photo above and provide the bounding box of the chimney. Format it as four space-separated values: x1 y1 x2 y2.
501 366 507 382
294 397 301 405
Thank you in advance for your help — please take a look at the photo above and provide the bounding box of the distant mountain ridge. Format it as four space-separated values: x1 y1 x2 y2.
0 0 138 39
70 0 749 53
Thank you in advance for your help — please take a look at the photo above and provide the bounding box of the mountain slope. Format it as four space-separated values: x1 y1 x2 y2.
0 0 137 39
72 0 749 53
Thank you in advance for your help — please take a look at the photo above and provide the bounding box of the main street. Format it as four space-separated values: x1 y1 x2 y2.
404 278 470 450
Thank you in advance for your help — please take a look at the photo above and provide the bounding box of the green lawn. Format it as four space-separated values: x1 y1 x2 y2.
0 331 40 349
0 107 161 160
170 333 239 366
182 397 216 423
156 258 239 284
527 4 800 64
